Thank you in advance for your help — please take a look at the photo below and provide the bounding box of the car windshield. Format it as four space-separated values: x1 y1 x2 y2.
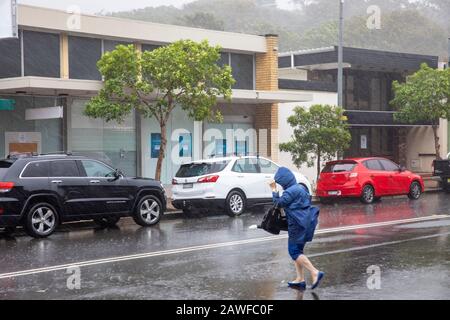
176 161 229 178
322 162 356 173
0 160 13 179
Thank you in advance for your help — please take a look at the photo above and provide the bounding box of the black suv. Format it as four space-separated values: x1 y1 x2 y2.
0 154 166 238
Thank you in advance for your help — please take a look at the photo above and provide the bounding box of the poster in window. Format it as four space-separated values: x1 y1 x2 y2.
179 133 192 158
215 139 226 156
235 140 248 156
360 135 367 150
151 133 161 158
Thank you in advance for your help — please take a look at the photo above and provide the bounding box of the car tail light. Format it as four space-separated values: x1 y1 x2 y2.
172 178 178 185
0 182 14 193
198 175 220 183
349 172 358 179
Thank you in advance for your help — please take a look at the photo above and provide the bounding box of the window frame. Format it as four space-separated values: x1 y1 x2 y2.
258 158 279 174
379 159 400 172
19 161 50 178
78 159 116 178
49 160 82 178
363 159 384 171
232 158 260 174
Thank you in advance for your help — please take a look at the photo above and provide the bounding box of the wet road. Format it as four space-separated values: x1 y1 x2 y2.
0 192 449 300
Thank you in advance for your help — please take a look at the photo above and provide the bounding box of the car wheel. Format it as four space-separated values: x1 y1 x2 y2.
319 197 334 205
24 203 59 238
360 185 375 204
94 216 121 228
408 181 422 200
226 190 246 217
133 195 162 227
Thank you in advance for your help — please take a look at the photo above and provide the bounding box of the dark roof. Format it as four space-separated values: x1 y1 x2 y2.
279 46 439 72
279 79 337 92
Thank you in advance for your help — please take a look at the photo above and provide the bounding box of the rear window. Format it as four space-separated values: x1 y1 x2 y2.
322 162 356 173
176 161 229 178
22 162 50 178
0 160 14 179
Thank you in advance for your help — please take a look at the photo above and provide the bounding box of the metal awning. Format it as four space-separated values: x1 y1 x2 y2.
0 77 313 104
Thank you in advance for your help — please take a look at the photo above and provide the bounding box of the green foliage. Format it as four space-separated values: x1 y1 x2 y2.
391 64 450 158
299 10 447 57
392 64 450 124
84 40 235 180
182 12 225 31
279 105 351 178
109 0 448 58
85 40 234 124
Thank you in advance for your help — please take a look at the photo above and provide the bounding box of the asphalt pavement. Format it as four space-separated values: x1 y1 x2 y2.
0 192 449 300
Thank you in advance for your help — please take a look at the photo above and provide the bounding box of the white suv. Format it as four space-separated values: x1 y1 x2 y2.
171 156 312 216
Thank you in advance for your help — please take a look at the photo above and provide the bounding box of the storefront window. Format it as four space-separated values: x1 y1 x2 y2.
68 99 137 176
0 95 63 157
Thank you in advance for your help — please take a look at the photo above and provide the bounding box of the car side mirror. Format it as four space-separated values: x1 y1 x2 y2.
399 166 406 172
113 169 124 179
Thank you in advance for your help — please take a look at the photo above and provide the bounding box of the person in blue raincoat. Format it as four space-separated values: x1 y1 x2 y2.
270 167 324 290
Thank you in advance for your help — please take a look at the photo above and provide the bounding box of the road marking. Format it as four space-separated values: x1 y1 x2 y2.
309 232 450 258
0 215 448 280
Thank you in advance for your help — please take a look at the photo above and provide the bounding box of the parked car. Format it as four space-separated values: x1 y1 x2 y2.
0 154 166 238
171 156 312 217
433 155 450 192
316 157 424 204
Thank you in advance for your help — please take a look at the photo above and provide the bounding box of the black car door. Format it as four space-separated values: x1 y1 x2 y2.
49 160 91 216
78 159 132 214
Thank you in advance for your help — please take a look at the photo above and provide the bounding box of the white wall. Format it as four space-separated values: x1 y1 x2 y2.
141 106 196 184
406 119 448 173
278 91 338 186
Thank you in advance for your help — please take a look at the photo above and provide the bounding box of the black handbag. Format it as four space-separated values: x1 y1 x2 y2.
258 206 288 235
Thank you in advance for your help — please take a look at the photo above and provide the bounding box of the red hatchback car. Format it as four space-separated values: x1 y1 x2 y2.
316 157 424 204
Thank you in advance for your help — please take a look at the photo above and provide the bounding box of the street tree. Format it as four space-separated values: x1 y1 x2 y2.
279 104 351 180
391 63 450 159
84 41 235 181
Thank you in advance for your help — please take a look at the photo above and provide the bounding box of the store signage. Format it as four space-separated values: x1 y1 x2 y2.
0 99 15 110
151 133 161 159
25 106 64 120
360 135 368 150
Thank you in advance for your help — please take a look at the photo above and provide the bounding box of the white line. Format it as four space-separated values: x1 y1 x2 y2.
0 215 448 280
309 232 450 258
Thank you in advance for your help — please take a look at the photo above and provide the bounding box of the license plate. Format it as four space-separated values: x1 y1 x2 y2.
328 191 341 196
183 183 193 189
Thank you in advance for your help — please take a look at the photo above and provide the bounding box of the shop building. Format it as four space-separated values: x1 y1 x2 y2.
278 46 443 181
0 5 312 184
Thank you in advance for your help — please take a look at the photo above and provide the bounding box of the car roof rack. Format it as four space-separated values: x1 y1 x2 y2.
37 151 73 157
208 152 260 159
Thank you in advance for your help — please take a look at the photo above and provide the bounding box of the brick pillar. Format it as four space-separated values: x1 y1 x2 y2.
255 34 279 161
60 34 69 79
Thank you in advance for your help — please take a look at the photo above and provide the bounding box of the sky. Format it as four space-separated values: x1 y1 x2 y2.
18 0 298 14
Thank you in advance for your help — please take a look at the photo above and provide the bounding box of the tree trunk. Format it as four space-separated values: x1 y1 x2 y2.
432 125 442 160
316 148 321 181
155 122 167 182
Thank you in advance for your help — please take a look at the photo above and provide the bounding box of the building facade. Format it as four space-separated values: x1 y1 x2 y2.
0 5 312 184
278 46 444 179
